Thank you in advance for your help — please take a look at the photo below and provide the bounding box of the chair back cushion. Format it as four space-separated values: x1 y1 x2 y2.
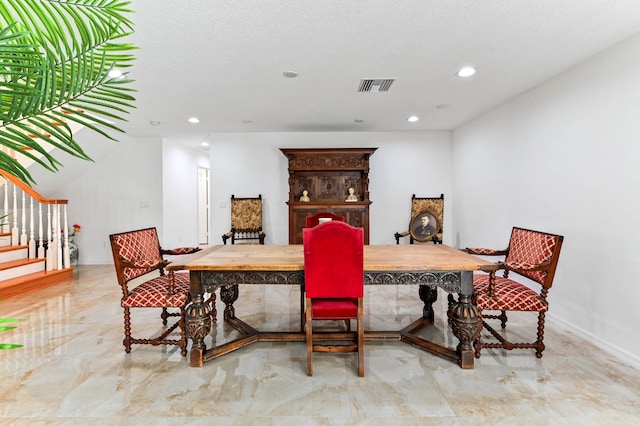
110 227 163 283
506 227 563 287
305 211 345 228
303 221 364 299
230 195 263 230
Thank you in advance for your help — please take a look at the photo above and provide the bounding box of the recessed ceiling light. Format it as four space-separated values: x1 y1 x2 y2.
150 120 161 125
200 142 209 147
283 71 298 78
456 67 476 77
188 117 200 124
108 69 122 78
407 116 419 123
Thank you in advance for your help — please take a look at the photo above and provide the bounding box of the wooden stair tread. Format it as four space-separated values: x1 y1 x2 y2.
0 257 44 271
0 245 28 253
0 268 74 299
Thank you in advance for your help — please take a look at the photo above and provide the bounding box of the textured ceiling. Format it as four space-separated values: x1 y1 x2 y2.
120 0 640 145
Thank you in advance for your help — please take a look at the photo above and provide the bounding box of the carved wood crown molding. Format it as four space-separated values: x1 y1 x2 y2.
290 156 368 169
280 148 377 171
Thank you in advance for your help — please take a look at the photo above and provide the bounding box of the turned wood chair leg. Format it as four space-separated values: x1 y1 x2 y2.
499 310 508 329
179 307 188 357
123 307 132 353
161 307 169 326
535 311 546 358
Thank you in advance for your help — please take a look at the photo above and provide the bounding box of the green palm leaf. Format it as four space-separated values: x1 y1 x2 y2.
0 0 137 184
0 316 22 350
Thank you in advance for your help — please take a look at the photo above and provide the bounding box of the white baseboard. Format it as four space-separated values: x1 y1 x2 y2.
547 312 640 371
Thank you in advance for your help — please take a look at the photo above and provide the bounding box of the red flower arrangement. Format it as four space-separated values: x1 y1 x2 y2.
62 224 81 236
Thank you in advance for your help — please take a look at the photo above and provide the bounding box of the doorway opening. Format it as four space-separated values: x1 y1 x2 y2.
197 166 209 246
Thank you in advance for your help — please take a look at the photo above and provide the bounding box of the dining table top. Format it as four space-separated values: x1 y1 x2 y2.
167 243 498 273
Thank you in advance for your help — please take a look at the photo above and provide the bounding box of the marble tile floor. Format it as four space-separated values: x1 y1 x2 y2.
1 265 639 425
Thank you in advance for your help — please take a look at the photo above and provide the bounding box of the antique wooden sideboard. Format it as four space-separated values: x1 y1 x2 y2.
280 147 377 244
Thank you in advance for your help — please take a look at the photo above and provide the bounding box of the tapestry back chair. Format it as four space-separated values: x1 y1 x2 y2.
462 226 564 358
303 221 365 377
222 194 265 245
394 193 444 244
110 227 201 356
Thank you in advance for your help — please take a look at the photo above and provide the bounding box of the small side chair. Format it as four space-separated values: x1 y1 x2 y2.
394 193 444 244
222 194 265 244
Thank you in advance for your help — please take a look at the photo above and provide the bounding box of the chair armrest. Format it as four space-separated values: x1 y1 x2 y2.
161 247 201 256
120 258 165 270
222 230 234 244
394 230 410 244
505 259 551 272
464 247 508 256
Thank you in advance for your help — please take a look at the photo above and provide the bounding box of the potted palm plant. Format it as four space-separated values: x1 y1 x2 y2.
0 0 137 185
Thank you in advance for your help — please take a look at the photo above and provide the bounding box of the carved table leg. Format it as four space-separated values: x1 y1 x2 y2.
419 284 438 324
220 284 239 320
186 293 212 367
449 272 481 369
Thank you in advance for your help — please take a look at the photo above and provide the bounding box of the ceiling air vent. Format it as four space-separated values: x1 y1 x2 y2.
358 78 394 92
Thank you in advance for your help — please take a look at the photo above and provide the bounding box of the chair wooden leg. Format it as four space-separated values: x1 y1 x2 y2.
123 307 132 353
205 291 217 323
161 307 169 326
446 293 455 323
179 306 188 357
499 310 508 329
300 285 305 332
535 311 546 358
357 299 364 377
474 312 484 359
305 299 313 376
357 321 364 377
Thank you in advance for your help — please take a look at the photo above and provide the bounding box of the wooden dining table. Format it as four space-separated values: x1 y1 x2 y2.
167 244 498 369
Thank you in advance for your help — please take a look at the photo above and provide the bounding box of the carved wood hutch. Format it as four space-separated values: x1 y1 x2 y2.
281 147 377 244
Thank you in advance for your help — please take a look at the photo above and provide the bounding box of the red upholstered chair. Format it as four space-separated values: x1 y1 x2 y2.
464 227 564 358
109 227 201 356
299 212 347 330
303 221 364 376
305 211 345 228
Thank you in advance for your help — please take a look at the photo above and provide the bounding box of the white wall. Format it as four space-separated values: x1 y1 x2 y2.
33 134 165 264
452 33 640 368
208 131 452 246
30 133 210 264
162 139 210 248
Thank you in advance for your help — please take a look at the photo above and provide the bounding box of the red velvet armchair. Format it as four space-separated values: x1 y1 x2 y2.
463 227 564 358
110 227 201 356
303 221 364 376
